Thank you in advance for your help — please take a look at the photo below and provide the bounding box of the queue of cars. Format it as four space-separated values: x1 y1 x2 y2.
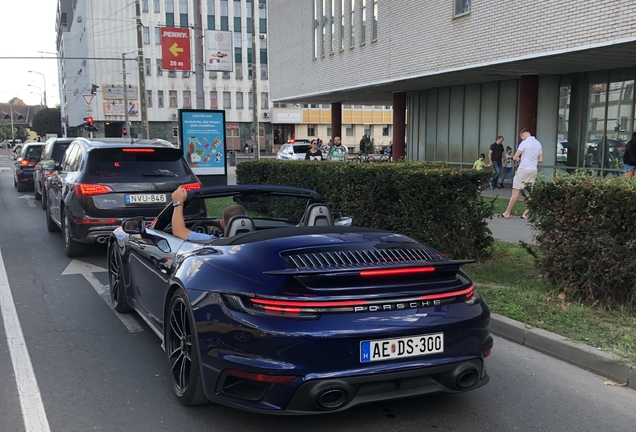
11 135 493 414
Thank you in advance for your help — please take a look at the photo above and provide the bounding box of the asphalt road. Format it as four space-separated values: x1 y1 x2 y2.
1 156 635 432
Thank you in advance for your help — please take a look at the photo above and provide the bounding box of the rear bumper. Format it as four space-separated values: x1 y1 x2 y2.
70 221 122 244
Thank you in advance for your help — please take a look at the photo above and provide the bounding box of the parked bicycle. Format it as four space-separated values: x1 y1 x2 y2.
352 152 375 163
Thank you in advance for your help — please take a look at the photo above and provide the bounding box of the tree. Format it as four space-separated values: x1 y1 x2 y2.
359 134 374 154
31 107 62 137
0 124 12 142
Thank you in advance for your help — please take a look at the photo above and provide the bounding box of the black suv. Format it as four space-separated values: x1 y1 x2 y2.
13 143 44 192
34 137 74 208
44 138 201 256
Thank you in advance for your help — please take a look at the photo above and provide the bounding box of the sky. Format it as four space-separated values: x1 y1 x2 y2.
2 1 60 107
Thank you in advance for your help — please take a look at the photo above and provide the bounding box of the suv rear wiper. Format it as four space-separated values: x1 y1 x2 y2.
142 172 178 177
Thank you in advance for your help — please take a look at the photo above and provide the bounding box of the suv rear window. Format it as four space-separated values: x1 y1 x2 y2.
23 145 43 161
87 148 189 180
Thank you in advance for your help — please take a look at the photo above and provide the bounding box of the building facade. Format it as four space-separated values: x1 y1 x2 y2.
56 0 272 150
267 0 636 175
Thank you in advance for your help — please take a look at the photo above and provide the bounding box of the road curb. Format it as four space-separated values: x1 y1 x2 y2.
490 313 634 389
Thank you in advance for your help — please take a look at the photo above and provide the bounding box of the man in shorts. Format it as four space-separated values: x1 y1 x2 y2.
499 129 542 219
326 136 348 162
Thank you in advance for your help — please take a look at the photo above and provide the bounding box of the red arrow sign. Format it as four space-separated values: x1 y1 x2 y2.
161 27 191 71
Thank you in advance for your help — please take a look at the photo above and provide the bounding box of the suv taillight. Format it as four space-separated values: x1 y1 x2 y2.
181 182 202 191
74 183 114 199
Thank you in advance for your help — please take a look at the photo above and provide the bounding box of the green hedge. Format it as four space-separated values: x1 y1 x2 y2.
236 160 494 260
526 174 636 311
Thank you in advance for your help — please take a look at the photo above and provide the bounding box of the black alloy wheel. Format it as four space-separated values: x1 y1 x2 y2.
166 291 208 405
108 244 131 313
63 213 83 257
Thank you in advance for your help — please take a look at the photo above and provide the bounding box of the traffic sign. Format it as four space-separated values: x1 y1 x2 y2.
230 123 236 131
161 27 191 71
82 94 94 105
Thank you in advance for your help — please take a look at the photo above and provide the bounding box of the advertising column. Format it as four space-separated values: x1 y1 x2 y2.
179 109 228 185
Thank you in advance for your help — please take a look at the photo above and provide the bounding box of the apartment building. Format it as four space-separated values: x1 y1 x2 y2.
268 0 636 175
56 0 272 150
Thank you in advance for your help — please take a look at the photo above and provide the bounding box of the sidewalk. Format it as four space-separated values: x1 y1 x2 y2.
481 185 536 245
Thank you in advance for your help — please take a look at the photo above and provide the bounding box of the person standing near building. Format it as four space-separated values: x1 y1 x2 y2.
623 132 636 178
499 146 514 187
489 136 505 189
326 136 348 162
499 129 542 219
473 153 487 170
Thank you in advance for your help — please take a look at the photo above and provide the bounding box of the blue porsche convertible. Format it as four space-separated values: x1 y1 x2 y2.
107 184 493 414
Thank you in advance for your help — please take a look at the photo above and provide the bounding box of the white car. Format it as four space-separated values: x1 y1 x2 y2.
276 142 312 160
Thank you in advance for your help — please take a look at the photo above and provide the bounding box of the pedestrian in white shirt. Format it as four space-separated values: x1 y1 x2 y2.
498 129 542 219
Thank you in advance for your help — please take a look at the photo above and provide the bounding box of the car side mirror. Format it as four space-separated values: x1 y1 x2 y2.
41 159 56 170
333 215 353 226
122 217 146 235
8 155 15 161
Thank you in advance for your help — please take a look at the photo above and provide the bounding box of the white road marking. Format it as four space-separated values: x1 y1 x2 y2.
0 167 10 172
62 260 144 333
17 195 36 208
0 248 51 432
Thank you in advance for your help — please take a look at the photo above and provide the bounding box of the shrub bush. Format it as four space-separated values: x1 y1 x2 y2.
526 173 636 311
236 160 494 260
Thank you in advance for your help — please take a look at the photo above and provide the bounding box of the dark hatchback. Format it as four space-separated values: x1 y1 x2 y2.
44 138 201 256
13 143 44 192
34 137 74 208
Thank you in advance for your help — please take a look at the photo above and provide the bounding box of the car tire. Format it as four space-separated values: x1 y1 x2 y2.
63 213 83 257
166 290 209 406
45 199 60 232
34 183 42 201
108 243 131 313
41 187 47 210
13 175 17 188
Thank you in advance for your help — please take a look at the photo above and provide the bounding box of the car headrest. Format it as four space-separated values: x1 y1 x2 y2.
224 215 256 237
303 203 333 226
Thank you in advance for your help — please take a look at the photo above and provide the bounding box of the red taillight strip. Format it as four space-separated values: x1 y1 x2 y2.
181 182 202 191
224 369 296 384
252 298 367 307
418 286 474 300
251 286 474 309
359 267 435 277
121 148 155 153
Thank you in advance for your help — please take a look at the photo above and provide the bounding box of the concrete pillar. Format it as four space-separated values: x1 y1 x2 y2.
392 92 406 160
518 75 539 138
331 102 342 143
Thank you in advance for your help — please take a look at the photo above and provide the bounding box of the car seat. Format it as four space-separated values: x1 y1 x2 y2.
224 215 256 237
303 203 333 226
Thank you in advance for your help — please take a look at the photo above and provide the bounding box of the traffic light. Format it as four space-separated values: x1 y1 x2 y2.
90 84 98 95
172 127 178 137
83 116 98 132
122 126 128 137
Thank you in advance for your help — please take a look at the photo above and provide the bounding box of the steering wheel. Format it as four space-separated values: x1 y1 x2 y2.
190 219 223 237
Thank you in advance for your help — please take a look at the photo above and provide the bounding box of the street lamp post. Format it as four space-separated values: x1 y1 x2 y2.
28 85 43 107
28 71 47 107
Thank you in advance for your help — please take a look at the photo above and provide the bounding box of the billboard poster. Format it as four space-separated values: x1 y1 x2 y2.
179 109 227 176
204 30 233 72
104 103 139 117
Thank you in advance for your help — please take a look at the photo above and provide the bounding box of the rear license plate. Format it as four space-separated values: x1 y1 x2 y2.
360 333 444 363
125 193 167 204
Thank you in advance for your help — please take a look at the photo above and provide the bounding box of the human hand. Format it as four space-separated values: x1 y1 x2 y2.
172 186 187 203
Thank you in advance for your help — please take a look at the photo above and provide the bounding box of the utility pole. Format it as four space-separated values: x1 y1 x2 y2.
123 54 130 138
193 0 205 109
135 0 149 138
251 0 260 160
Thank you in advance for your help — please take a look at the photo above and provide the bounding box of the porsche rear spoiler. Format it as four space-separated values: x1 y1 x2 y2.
263 259 475 276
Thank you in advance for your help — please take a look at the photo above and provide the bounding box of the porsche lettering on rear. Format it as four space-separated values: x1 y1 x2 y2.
354 300 441 312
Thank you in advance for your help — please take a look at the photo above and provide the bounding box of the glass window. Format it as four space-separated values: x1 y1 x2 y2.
146 90 153 107
234 17 241 31
158 90 164 107
154 0 160 13
382 125 390 136
220 0 228 30
156 58 163 75
221 16 229 30
183 90 191 108
168 70 176 77
372 0 377 41
313 0 319 59
454 0 471 17
209 71 217 78
330 0 335 54
236 92 244 109
261 92 268 109
349 0 354 48
260 64 268 79
142 0 149 12
360 0 366 45
166 0 174 25
144 58 151 75
210 91 218 109
321 0 326 56
169 90 177 107
248 92 253 109
179 0 187 13
346 124 354 136
143 26 150 44
223 91 231 109
182 70 190 78
260 48 267 64
307 124 316 136
340 0 345 50
364 124 371 136
154 27 161 44
222 71 230 79
327 126 332 137
235 63 243 79
259 6 266 33
166 0 173 13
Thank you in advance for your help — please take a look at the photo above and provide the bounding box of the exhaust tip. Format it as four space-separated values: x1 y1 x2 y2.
315 388 348 410
455 369 479 389
96 236 107 244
